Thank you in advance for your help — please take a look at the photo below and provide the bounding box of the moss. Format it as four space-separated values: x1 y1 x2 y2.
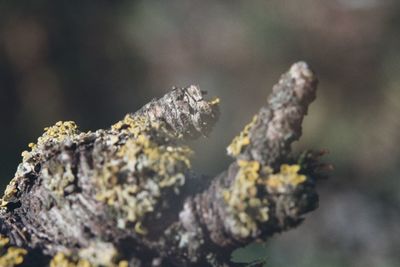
227 115 257 157
0 235 27 267
223 161 307 239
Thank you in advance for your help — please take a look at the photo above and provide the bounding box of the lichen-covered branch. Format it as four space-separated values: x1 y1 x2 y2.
227 62 317 166
135 85 220 139
0 62 327 267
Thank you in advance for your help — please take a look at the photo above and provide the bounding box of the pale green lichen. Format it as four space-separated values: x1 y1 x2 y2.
227 115 257 157
0 235 27 267
223 161 307 239
78 242 128 267
42 162 76 196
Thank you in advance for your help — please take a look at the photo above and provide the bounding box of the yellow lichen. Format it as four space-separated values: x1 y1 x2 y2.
266 164 306 193
134 221 148 235
13 121 79 197
20 151 30 161
223 162 307 239
19 121 78 162
118 261 129 267
0 235 27 267
209 97 220 106
0 178 19 207
37 121 78 148
0 237 9 247
95 131 192 232
223 160 272 238
50 252 91 267
49 253 110 267
50 246 129 267
111 115 151 137
227 115 258 157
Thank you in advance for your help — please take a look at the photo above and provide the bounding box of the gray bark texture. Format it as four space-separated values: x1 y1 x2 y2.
0 62 328 267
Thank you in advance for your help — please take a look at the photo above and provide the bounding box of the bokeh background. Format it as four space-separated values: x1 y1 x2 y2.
1 1 399 266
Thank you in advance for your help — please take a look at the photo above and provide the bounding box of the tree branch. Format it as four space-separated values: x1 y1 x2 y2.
0 62 326 267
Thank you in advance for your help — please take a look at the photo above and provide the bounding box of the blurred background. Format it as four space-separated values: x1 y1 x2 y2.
0 1 399 266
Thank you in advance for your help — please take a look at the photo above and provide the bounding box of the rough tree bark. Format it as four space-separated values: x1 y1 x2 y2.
0 62 328 267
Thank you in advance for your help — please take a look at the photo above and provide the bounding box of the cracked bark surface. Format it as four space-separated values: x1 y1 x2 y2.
0 62 327 267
